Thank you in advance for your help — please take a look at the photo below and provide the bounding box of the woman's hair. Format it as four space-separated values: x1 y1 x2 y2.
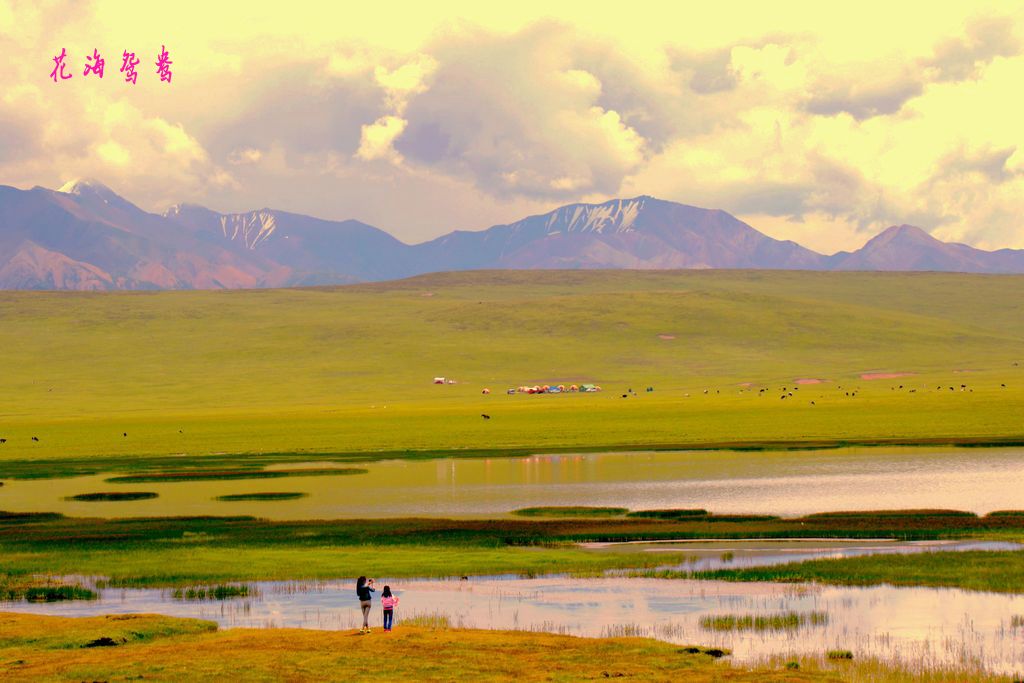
382 585 392 598
356 576 366 589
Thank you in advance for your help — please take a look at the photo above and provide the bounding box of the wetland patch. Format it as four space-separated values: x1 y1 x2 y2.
5 575 1024 675
215 492 308 502
65 492 157 502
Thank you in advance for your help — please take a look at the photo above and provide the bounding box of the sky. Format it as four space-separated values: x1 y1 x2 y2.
1 1 1023 253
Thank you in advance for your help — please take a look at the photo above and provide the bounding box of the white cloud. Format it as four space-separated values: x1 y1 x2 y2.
356 115 408 162
228 147 263 165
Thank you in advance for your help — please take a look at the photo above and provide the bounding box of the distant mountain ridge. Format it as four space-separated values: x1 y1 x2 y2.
1 180 1022 290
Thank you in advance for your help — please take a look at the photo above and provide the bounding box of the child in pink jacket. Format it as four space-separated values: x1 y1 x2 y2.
380 585 399 632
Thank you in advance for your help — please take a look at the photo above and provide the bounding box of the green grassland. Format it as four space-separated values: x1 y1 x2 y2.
1 511 1022 590
0 270 1022 463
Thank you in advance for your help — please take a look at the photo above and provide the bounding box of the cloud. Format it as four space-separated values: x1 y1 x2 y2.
190 52 388 170
394 22 649 199
935 145 1020 183
680 48 738 94
228 147 263 165
356 115 408 162
805 74 924 120
667 34 799 96
925 15 1020 81
804 15 1020 121
350 54 437 165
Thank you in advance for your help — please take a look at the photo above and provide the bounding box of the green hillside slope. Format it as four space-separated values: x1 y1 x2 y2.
0 270 1022 460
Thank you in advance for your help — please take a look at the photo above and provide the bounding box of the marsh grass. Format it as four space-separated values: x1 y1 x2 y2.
759 652 1003 682
689 549 1024 593
401 612 452 630
170 584 252 601
804 509 978 519
0 509 1019 589
214 492 308 502
2 511 1024 589
512 507 628 517
106 468 367 483
1 573 96 602
699 611 828 632
24 585 97 602
626 509 709 519
65 492 157 502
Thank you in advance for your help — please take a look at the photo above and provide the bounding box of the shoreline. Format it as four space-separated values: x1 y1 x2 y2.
2 435 1024 479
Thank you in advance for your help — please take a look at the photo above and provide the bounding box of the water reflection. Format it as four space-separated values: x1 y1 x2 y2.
2 446 1024 518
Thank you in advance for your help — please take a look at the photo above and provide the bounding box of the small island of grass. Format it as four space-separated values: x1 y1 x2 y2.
214 492 309 502
24 585 98 602
65 492 158 502
512 506 628 517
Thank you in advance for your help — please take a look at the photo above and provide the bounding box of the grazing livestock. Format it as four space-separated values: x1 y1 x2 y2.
480 414 490 420
123 432 127 437
31 436 39 442
0 438 6 443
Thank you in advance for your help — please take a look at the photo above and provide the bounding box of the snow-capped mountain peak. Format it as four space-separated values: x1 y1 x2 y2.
58 178 119 202
541 196 651 235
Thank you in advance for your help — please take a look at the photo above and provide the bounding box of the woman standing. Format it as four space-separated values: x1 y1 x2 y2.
356 576 375 634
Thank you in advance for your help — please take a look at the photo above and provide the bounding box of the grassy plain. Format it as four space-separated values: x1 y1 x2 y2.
0 270 1022 463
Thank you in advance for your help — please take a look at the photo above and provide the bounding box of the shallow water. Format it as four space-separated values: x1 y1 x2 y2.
2 446 1024 518
5 574 1024 675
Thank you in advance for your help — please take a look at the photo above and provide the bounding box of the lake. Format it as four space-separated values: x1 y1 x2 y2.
2 446 1023 518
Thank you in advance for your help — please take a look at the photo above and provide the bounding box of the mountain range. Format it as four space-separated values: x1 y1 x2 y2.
1 179 1023 290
